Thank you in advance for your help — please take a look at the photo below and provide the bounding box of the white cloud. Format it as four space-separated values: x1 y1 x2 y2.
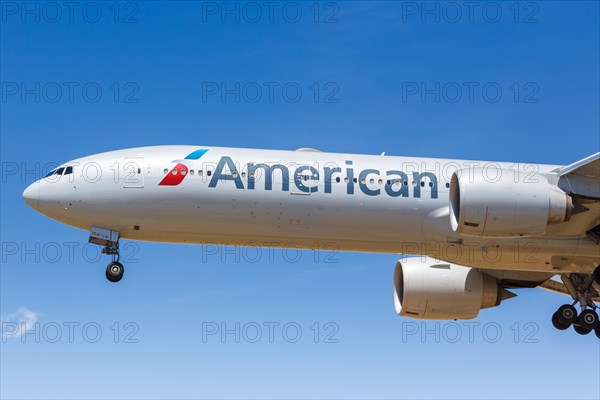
1 307 39 341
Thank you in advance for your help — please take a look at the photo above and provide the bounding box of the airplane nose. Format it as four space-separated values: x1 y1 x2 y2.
22 182 39 210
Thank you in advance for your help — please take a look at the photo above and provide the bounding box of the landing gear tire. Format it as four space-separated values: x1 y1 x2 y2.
555 274 600 338
556 304 578 326
106 262 124 283
576 309 599 330
573 325 592 335
552 313 570 330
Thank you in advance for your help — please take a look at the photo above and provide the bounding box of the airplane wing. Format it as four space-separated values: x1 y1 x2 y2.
538 153 600 304
557 152 600 199
544 152 600 239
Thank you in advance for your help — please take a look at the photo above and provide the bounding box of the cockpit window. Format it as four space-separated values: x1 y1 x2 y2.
45 167 73 178
44 166 73 177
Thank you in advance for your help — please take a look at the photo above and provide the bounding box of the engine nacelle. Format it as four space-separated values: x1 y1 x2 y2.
393 257 512 320
449 168 572 237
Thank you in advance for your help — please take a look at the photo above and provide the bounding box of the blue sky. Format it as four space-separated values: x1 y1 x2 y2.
1 1 599 399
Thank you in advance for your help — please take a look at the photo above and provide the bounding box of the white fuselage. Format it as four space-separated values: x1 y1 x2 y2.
22 145 600 274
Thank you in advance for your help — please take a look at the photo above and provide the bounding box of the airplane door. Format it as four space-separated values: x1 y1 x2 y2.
122 157 144 188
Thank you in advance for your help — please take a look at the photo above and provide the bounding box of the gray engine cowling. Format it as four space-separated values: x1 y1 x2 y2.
393 257 515 320
449 168 572 237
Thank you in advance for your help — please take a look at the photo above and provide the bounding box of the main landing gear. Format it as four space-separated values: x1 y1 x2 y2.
552 269 600 339
89 226 124 283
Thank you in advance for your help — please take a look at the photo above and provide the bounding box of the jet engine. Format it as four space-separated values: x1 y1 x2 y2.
393 257 515 320
449 168 573 237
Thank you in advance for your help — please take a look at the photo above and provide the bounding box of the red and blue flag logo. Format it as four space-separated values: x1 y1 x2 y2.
159 149 208 186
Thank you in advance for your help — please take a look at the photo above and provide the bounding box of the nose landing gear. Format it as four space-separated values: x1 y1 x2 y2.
101 236 125 283
89 226 125 283
552 273 600 338
106 261 124 282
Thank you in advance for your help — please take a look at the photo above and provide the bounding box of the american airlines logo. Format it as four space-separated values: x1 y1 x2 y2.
159 149 439 199
158 149 208 186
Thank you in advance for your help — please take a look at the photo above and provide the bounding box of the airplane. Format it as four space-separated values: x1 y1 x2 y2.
22 145 600 337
